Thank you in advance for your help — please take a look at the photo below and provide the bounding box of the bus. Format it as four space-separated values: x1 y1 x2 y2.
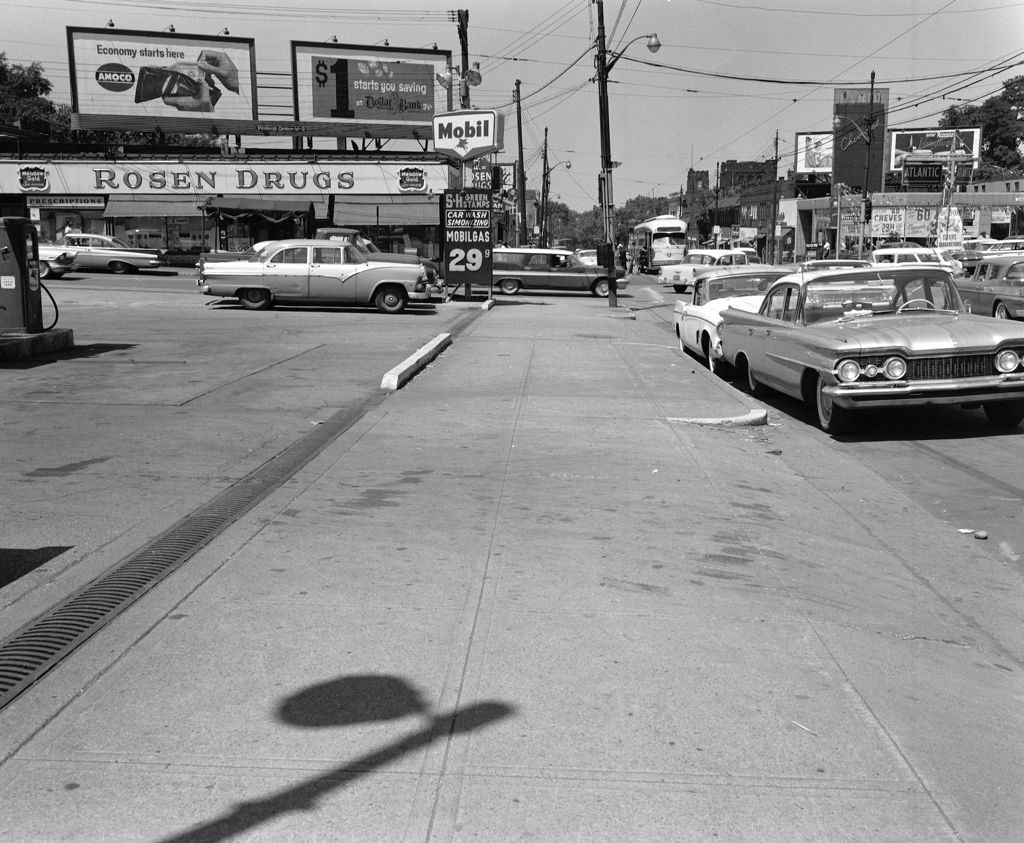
628 215 688 273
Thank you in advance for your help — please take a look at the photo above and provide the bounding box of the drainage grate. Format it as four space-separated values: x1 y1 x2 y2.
0 398 381 712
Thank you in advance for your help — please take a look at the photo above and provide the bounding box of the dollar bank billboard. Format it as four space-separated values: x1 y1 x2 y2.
292 42 452 139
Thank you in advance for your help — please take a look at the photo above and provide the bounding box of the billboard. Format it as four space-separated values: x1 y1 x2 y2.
292 42 451 139
67 27 258 133
794 132 833 174
889 127 981 171
832 87 889 193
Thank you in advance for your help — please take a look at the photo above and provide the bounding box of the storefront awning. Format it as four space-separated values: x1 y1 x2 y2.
332 196 439 227
206 197 315 214
103 198 207 218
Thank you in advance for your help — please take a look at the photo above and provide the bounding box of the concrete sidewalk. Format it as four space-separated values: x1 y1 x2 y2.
1 295 1021 842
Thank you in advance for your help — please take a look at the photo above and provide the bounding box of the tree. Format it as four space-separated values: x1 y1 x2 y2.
0 52 61 136
939 75 1024 177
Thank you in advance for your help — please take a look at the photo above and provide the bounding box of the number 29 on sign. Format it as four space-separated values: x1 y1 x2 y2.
447 247 488 273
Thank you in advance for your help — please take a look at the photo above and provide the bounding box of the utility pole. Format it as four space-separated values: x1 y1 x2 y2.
457 10 470 108
515 80 528 246
769 130 779 263
594 0 617 306
540 128 550 247
860 70 875 258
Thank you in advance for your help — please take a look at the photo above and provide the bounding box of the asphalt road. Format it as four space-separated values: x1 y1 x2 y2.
2 269 483 638
629 271 1024 581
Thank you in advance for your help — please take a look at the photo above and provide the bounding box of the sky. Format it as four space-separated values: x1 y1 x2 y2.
3 0 1024 212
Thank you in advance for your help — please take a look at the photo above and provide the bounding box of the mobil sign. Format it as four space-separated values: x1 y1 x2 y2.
433 109 503 160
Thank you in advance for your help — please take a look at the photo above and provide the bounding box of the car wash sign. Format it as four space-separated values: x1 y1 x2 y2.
433 110 503 160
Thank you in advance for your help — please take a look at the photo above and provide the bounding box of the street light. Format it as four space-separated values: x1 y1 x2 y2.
541 159 571 247
594 0 660 306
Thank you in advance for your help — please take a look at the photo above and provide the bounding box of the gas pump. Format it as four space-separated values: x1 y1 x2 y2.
0 217 44 333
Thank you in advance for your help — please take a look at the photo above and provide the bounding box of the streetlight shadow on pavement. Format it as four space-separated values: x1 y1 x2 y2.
156 675 515 843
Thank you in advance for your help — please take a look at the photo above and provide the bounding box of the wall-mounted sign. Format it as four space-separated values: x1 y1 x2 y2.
67 26 258 133
433 110 503 160
292 42 451 139
0 160 449 196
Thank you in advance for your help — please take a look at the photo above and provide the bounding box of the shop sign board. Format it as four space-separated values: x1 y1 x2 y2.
67 27 258 132
443 189 492 289
0 160 449 197
433 110 503 160
292 42 450 139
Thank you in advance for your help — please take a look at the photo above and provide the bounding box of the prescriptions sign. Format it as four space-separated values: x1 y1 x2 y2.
292 42 451 138
67 27 258 132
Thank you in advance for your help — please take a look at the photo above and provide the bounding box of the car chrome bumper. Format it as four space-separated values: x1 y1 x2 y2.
825 373 1024 408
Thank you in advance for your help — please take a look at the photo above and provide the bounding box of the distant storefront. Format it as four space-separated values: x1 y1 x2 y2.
0 157 451 265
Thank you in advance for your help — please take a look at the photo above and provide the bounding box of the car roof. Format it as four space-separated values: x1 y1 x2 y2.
978 253 1024 264
494 246 572 255
769 264 954 289
698 268 791 281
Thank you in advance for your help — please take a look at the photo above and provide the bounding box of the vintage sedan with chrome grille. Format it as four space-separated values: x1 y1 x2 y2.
673 267 793 375
197 239 441 314
718 265 1024 434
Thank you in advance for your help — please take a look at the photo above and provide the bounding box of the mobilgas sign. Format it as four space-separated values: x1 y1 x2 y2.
433 110 503 160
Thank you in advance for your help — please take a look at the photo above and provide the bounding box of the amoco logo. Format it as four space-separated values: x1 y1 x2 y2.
95 63 135 92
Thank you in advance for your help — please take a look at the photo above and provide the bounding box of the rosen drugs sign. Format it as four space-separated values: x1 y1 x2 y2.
433 110 503 160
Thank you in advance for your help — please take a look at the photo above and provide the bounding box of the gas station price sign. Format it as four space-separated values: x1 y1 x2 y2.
443 189 492 290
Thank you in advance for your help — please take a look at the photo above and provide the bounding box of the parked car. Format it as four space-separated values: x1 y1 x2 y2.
673 268 794 375
956 254 1024 319
315 227 440 279
197 239 441 313
490 247 625 297
871 246 962 275
56 233 165 273
37 244 78 279
718 265 1024 434
658 249 765 293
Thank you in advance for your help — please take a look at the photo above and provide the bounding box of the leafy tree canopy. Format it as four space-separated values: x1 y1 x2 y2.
939 75 1024 177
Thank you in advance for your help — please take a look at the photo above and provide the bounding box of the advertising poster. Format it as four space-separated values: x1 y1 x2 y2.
443 189 492 291
870 206 906 239
889 128 980 171
794 132 833 174
68 27 257 132
292 43 451 138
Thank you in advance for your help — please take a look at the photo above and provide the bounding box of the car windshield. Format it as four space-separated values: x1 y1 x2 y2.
802 274 961 323
706 276 776 299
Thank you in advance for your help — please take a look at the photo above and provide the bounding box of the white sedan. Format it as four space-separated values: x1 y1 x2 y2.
674 268 793 375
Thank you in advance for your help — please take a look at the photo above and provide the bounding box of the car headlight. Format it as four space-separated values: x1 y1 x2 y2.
836 359 861 382
883 356 907 379
995 349 1021 373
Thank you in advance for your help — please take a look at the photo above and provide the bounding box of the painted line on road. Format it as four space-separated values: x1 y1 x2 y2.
380 333 453 391
666 408 768 427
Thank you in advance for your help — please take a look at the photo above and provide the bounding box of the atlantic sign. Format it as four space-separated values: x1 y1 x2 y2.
432 110 503 160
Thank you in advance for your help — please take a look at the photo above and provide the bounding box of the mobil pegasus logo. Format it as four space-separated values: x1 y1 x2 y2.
433 110 502 160
95 63 135 92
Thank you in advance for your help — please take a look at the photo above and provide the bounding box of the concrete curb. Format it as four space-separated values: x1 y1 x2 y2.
0 328 74 361
665 408 768 427
380 332 453 391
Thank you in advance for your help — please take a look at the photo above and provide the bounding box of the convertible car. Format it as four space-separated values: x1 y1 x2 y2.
718 265 1024 434
673 268 793 375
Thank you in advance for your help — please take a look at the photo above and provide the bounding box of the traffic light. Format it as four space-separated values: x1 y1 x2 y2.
864 197 872 222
